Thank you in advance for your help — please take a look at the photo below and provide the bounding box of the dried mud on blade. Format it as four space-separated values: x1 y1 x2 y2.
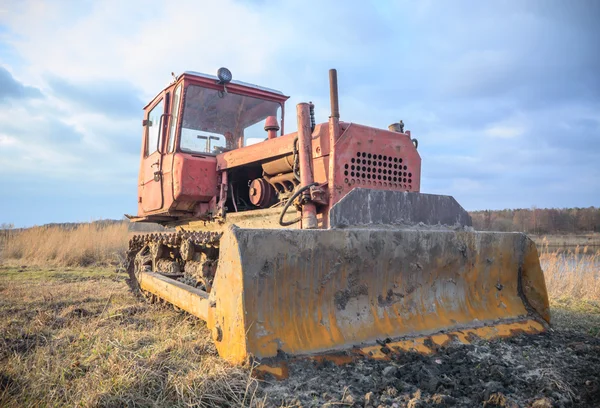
207 226 550 365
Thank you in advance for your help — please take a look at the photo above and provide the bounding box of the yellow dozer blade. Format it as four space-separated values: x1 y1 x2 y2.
133 191 551 369
135 225 550 365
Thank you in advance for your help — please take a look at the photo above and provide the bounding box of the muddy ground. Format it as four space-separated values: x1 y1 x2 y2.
262 326 600 407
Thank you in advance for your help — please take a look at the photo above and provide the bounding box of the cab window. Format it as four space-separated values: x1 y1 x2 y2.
145 99 164 156
167 85 182 153
180 85 281 154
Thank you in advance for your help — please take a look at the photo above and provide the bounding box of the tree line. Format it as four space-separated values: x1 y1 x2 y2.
3 208 600 235
470 207 600 234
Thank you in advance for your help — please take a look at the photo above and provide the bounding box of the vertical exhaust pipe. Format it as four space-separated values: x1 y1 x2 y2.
327 69 341 227
329 69 340 119
328 69 340 141
296 103 318 229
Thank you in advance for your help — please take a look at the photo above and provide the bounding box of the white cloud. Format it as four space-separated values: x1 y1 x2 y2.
0 0 598 226
484 125 525 139
2 0 293 93
0 134 17 146
0 0 299 196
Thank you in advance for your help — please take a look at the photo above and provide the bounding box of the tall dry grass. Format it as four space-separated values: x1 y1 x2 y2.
540 243 600 302
0 267 266 407
1 223 129 267
3 222 599 302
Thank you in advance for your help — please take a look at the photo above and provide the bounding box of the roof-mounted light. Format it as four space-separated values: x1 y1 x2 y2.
217 67 232 84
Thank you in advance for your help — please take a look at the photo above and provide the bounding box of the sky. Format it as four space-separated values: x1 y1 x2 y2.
0 0 598 227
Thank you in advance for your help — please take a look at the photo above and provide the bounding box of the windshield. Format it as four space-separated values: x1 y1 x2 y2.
180 85 282 154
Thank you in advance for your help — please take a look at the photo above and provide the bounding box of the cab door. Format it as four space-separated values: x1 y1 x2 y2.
160 83 182 211
141 98 165 212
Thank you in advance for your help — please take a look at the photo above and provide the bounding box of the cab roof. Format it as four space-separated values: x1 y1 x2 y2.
183 71 285 96
144 70 288 110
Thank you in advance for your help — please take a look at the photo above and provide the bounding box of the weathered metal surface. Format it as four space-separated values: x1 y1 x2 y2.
126 70 552 376
297 103 318 229
128 231 221 294
138 270 210 321
208 227 549 363
264 115 280 139
135 108 423 229
263 172 298 194
330 124 422 202
135 69 289 222
182 71 287 97
140 146 164 212
133 68 424 230
261 153 295 176
357 319 546 358
249 178 277 208
182 207 301 232
329 189 472 228
172 154 217 202
128 225 550 367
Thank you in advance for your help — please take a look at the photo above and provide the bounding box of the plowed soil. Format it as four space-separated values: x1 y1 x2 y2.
262 305 600 407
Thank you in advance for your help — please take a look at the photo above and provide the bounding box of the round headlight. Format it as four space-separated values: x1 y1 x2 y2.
217 67 232 84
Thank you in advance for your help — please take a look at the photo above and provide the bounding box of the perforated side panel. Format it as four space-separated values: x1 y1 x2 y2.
343 151 414 190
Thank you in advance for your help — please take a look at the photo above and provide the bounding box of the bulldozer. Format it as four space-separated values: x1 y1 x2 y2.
126 68 550 371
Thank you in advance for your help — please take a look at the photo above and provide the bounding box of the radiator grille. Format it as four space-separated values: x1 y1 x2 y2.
343 151 413 190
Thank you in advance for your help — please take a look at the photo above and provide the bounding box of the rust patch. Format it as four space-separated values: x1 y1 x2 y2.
377 288 404 307
259 260 274 278
334 270 369 310
377 283 422 307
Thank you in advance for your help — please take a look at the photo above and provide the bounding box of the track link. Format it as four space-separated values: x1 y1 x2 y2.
126 231 222 298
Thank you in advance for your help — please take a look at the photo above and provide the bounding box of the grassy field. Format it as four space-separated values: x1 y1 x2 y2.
539 245 599 302
0 266 264 408
531 233 600 249
1 223 129 267
1 226 599 406
1 266 598 407
2 223 598 302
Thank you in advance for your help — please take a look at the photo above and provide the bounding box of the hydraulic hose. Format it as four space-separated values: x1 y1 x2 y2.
278 182 319 227
292 137 301 182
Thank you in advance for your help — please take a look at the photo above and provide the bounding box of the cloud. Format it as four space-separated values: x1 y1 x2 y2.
0 0 598 226
0 65 42 102
485 125 525 139
46 75 145 118
2 114 84 145
0 95 138 189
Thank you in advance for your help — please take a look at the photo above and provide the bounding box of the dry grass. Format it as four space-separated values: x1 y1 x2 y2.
0 232 598 406
0 223 129 267
539 243 600 336
540 243 600 302
0 265 597 408
0 266 266 407
531 233 600 249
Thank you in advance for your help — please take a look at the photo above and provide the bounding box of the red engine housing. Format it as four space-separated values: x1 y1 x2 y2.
129 71 421 229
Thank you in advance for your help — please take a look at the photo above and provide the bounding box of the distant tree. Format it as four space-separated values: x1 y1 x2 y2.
513 210 530 232
484 210 492 230
469 207 599 233
0 223 14 245
491 217 517 232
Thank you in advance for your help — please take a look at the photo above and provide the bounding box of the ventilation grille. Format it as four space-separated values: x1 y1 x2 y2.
343 151 413 190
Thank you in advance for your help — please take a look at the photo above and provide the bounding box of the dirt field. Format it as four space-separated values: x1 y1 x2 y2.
1 266 599 407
